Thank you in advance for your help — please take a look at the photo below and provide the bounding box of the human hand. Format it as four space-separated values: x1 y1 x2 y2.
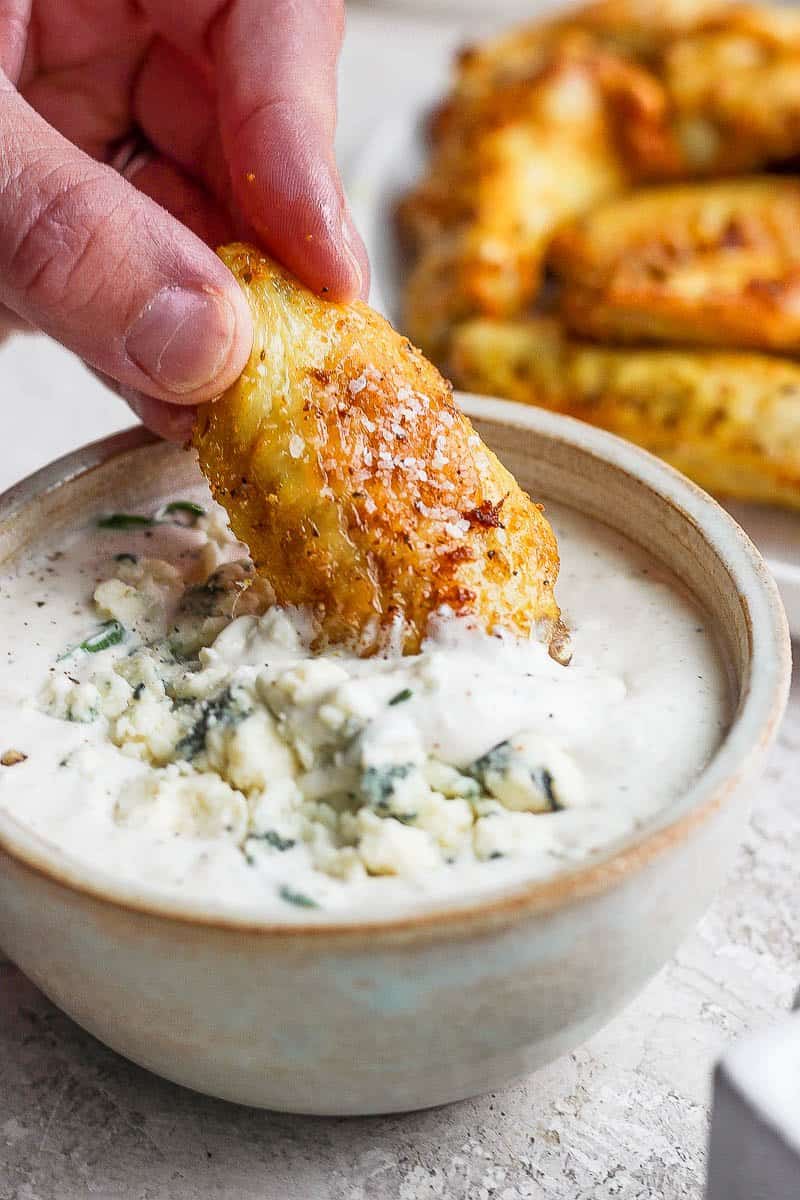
0 0 368 440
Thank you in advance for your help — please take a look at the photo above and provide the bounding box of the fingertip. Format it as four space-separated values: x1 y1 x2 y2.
126 392 199 443
225 110 369 303
286 216 370 304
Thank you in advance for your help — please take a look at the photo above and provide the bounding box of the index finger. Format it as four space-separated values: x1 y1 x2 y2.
143 0 369 300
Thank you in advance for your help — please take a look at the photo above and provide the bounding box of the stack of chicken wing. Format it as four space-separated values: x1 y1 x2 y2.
401 0 800 508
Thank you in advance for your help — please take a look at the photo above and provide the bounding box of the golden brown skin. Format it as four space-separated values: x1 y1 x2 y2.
399 48 657 360
398 1 800 514
551 177 800 351
193 245 562 656
647 5 800 178
400 1 800 357
449 317 800 510
448 2 800 180
440 0 729 111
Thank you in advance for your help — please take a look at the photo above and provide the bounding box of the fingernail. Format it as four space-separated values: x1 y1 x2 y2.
341 217 366 299
125 286 236 396
124 390 196 441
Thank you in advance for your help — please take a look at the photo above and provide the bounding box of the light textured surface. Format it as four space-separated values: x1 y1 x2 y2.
0 7 798 1198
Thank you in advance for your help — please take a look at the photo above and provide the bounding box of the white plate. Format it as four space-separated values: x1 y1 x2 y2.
346 113 800 637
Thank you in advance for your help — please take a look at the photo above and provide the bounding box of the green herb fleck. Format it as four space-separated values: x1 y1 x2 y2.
114 552 138 564
279 885 318 909
58 619 125 658
79 620 125 654
388 687 413 706
161 500 205 525
97 513 155 530
99 502 204 532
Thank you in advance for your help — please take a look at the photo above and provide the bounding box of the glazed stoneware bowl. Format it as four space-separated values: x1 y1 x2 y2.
0 398 790 1115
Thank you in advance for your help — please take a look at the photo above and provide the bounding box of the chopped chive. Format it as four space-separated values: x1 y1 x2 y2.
388 688 413 706
279 885 318 909
97 513 155 530
161 500 205 525
164 500 205 516
79 620 125 653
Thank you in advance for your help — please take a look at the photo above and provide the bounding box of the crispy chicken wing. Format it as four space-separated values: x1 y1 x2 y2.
439 0 728 118
551 177 800 351
645 5 800 178
399 1 800 514
399 49 655 360
425 1 731 155
401 1 800 345
193 246 563 656
449 317 800 510
397 1 800 363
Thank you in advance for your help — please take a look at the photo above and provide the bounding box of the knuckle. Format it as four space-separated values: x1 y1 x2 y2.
5 166 121 314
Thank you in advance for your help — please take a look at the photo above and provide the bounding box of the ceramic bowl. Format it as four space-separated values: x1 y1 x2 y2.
0 399 790 1115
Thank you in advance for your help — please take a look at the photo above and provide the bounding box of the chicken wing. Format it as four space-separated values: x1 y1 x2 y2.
399 48 654 360
193 246 563 656
397 0 784 363
446 0 729 108
401 1 800 316
646 5 800 178
550 177 800 351
449 317 800 510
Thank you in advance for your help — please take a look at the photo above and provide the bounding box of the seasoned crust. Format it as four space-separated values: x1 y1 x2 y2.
445 2 800 181
449 317 800 510
440 0 730 110
398 1 800 513
399 48 653 359
399 1 800 365
648 5 800 178
193 245 562 656
550 177 800 351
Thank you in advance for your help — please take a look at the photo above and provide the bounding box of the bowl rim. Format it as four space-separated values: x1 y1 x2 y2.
0 399 791 938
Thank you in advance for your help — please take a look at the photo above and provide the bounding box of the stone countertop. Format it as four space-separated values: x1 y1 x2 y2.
0 6 798 1198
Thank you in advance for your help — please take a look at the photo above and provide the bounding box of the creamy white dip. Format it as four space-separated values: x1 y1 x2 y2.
0 491 731 919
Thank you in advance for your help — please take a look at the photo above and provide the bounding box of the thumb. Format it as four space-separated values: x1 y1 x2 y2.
0 76 252 405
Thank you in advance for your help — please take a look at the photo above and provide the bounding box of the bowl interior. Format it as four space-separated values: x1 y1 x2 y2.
0 403 789 929
467 399 755 692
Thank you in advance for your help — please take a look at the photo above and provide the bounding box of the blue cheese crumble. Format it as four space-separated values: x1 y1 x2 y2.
38 509 593 894
0 493 728 917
